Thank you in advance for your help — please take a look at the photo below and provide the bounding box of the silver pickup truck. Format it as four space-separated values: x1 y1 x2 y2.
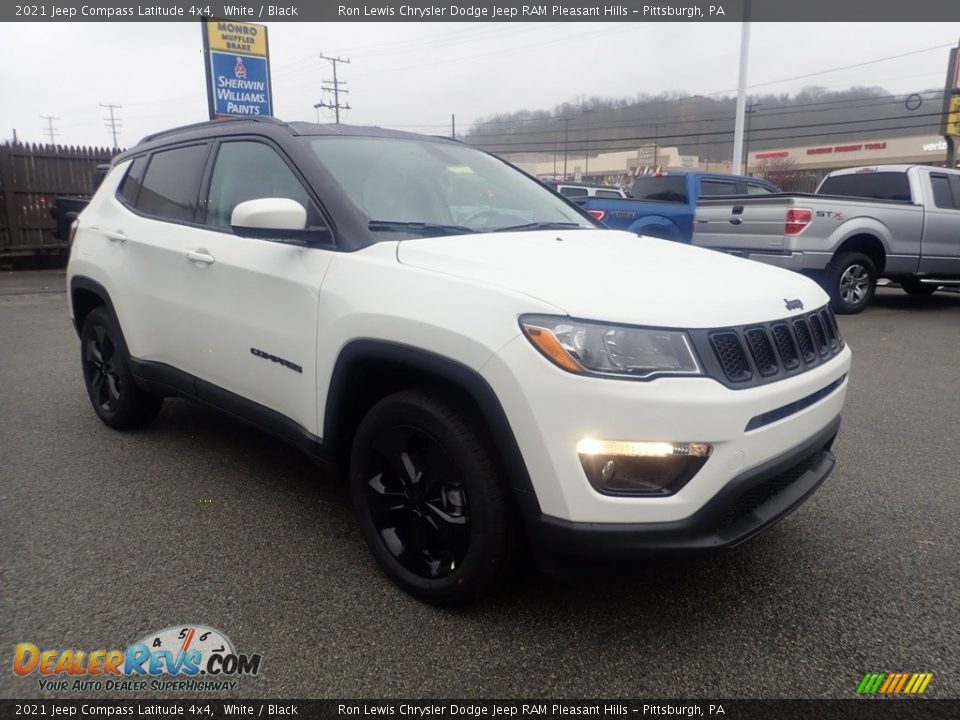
692 165 960 313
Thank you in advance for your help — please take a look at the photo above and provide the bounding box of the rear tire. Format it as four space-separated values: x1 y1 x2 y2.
80 307 163 429
350 390 513 605
826 252 876 314
901 277 938 297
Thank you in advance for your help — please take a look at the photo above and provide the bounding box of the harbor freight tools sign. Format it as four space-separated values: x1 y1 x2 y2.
202 18 272 119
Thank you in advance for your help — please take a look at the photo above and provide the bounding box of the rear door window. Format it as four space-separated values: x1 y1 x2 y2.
595 190 623 199
117 156 147 206
135 144 209 222
929 174 956 209
559 187 588 198
745 182 776 195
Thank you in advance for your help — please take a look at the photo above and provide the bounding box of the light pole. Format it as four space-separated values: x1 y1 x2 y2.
731 0 753 174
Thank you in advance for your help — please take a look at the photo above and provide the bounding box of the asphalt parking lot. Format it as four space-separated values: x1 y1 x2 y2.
1 270 958 700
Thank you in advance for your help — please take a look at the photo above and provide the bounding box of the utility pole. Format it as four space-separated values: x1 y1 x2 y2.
743 102 762 176
731 0 752 174
100 103 122 148
558 117 572 180
40 115 59 145
451 114 456 140
653 124 660 171
583 109 594 178
315 54 351 124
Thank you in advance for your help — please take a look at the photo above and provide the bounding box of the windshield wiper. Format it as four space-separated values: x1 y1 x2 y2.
491 221 584 233
368 220 477 236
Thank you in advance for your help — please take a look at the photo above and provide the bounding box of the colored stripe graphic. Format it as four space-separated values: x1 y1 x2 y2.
858 672 932 695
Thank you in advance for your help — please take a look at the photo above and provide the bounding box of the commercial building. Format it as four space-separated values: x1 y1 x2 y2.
747 133 957 191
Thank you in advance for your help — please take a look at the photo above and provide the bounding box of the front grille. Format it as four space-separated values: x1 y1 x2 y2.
691 304 844 389
793 318 816 363
717 451 822 530
709 332 752 383
771 324 800 370
807 313 829 356
820 308 841 348
744 328 778 377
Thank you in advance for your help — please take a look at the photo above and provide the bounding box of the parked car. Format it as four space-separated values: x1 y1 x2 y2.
693 164 960 313
49 165 111 249
571 171 779 241
544 182 627 199
67 118 850 604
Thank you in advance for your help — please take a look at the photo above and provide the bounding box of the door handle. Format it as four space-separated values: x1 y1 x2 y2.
186 249 216 265
105 230 128 243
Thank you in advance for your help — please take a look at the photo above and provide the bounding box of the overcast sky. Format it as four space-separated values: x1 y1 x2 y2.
1 21 958 147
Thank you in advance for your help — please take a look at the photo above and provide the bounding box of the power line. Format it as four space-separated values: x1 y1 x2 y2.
40 115 59 145
478 120 949 156
314 54 351 124
467 107 946 148
100 103 122 148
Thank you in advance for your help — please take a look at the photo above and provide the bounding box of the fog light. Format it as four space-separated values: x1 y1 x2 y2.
577 439 712 496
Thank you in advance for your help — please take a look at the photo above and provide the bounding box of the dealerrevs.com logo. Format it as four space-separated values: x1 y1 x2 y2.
13 624 263 693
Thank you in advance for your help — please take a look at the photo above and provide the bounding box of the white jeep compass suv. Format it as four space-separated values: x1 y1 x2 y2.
67 118 851 604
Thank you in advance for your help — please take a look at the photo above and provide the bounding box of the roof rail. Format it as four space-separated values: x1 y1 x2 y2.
139 116 287 144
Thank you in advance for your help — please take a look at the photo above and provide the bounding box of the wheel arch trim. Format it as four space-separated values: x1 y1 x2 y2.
323 339 538 500
69 276 120 338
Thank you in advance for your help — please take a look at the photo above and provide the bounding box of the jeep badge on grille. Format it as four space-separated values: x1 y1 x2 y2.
784 298 804 311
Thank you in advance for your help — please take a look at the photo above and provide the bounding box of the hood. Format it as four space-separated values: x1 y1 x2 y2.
396 229 829 328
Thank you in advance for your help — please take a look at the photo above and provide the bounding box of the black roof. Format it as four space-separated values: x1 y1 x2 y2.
116 116 456 164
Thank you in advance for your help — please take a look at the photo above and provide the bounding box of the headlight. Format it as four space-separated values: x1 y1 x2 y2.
519 315 702 379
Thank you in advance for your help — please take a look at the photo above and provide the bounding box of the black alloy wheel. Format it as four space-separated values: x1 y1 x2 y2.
362 424 470 579
350 390 513 605
83 323 122 414
79 307 163 429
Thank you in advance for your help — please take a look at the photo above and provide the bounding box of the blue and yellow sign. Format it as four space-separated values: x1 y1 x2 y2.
202 19 272 119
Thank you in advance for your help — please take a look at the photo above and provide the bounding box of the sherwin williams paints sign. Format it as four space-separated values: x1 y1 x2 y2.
203 19 273 119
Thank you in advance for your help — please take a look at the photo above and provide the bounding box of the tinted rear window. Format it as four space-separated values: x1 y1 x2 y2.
818 172 912 202
595 190 622 199
631 176 688 203
559 187 588 197
136 144 209 222
701 179 739 196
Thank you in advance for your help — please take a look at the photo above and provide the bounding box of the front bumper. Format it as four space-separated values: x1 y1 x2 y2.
517 415 839 569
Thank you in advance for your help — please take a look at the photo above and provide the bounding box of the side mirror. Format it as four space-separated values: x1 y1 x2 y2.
231 198 306 231
230 198 331 245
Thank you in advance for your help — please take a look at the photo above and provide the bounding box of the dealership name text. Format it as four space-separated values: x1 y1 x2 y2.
336 5 723 18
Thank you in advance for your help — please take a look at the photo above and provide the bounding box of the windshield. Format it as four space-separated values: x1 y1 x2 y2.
307 136 595 236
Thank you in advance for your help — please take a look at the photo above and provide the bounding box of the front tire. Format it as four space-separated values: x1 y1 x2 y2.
826 252 876 314
350 390 513 605
80 307 163 429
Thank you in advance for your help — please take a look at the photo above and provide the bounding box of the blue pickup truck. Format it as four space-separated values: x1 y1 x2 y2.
573 171 780 241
